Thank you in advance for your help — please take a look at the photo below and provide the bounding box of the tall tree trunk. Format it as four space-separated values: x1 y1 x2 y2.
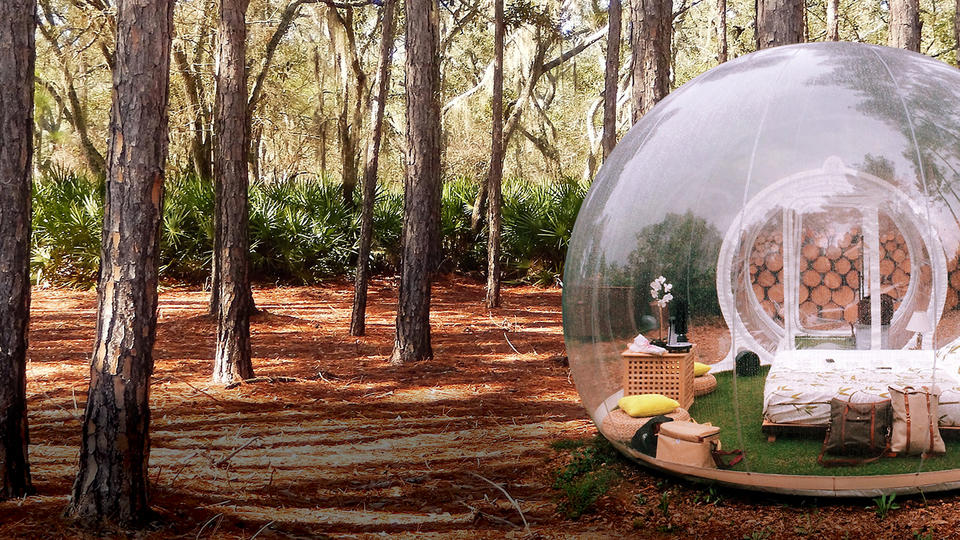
888 0 921 51
351 0 397 336
485 0 506 308
391 0 441 365
36 5 108 178
826 0 839 41
955 0 960 67
717 0 728 63
326 7 366 207
213 0 254 384
630 0 672 122
601 0 621 160
755 0 804 50
470 27 604 233
67 0 174 526
172 44 213 180
0 0 36 502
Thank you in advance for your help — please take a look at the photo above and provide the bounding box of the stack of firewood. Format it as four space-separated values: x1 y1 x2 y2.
748 226 929 324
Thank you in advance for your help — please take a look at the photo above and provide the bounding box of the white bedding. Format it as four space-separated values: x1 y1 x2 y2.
763 349 960 426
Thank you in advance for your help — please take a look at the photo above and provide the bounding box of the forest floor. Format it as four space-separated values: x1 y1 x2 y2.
3 276 960 539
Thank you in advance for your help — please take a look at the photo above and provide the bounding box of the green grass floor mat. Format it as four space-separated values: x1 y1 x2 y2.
688 367 960 476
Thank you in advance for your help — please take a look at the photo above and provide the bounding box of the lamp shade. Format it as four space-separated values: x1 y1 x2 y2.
906 311 932 333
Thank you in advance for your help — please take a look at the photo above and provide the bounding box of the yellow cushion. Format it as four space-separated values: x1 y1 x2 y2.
694 362 711 377
617 394 679 417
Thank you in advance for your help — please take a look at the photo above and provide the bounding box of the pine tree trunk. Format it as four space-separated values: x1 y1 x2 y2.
67 0 174 526
755 0 804 50
351 0 397 336
717 0 728 63
826 0 839 41
630 0 672 122
213 0 254 385
485 0 506 308
601 0 621 159
391 0 441 365
0 0 36 502
955 0 960 67
888 0 921 51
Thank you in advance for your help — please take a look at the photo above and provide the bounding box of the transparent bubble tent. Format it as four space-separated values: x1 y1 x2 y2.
562 42 960 496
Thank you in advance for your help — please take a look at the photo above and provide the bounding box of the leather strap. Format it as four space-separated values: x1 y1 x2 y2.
904 390 912 453
711 447 744 469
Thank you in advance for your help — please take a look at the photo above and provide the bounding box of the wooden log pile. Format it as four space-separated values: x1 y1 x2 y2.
748 224 937 324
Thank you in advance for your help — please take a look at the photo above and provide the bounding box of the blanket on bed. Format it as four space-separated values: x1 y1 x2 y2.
762 349 960 426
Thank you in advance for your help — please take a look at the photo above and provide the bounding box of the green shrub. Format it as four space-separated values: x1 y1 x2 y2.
30 167 586 287
552 435 621 519
31 165 103 287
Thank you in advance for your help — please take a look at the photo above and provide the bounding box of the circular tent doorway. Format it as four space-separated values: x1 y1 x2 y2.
715 156 948 370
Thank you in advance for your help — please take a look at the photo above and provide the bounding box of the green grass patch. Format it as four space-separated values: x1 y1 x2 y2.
689 367 960 476
552 435 622 518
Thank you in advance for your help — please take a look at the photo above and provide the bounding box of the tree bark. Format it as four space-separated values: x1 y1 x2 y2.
36 17 107 178
826 0 839 41
601 0 621 160
172 44 213 180
327 7 366 207
470 26 605 233
888 0 921 52
0 0 36 502
485 0 506 308
351 0 397 336
630 0 672 122
213 0 255 384
717 0 728 63
67 0 174 526
956 0 960 67
391 0 442 365
755 0 804 50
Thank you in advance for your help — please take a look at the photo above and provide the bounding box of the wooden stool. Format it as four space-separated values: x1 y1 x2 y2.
600 407 691 442
694 374 718 396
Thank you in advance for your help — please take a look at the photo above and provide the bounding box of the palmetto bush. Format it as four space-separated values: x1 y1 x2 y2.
31 168 585 287
161 172 214 281
248 176 356 281
32 166 103 287
501 177 587 284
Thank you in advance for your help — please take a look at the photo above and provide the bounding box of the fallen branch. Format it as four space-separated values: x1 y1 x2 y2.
504 332 520 355
183 380 223 403
224 376 303 389
458 501 521 529
250 520 275 539
213 436 261 468
469 472 529 533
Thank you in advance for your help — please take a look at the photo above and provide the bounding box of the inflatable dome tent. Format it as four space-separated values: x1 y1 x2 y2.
562 42 960 496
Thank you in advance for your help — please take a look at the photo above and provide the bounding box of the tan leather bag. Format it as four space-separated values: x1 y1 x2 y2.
656 421 722 468
889 385 945 456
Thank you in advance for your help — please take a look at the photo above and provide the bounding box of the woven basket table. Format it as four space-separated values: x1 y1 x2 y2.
622 345 696 409
600 407 691 442
694 373 718 396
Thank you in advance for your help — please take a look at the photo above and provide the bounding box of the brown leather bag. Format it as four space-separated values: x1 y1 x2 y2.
889 385 945 457
818 398 891 467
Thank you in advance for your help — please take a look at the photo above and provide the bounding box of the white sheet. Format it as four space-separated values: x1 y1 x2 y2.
763 349 960 425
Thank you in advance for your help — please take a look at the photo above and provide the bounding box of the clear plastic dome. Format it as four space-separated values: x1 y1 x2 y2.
563 42 960 495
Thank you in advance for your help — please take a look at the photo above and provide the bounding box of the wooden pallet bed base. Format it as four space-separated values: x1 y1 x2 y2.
762 420 960 442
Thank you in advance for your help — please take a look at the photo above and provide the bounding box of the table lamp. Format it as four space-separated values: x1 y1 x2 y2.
906 311 932 350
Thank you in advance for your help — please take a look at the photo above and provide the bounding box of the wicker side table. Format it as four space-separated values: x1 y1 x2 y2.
622 345 696 409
